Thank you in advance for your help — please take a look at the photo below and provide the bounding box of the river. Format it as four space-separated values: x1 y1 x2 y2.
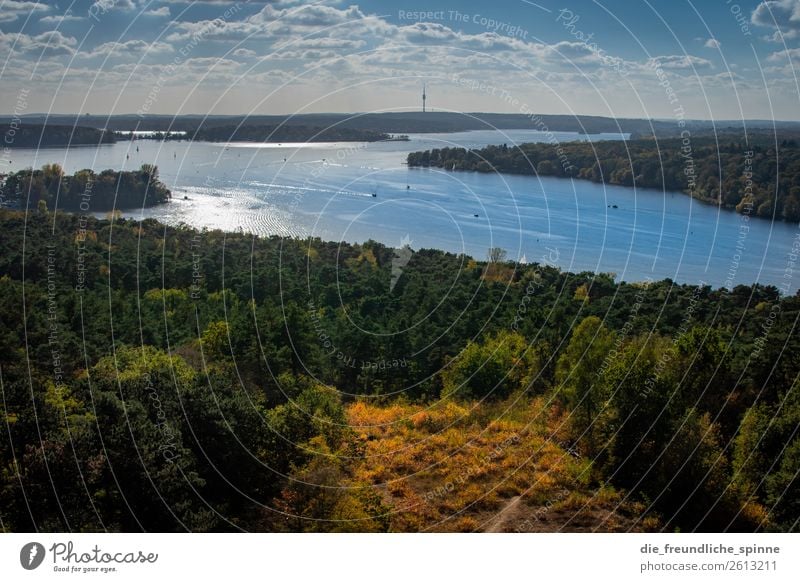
7 129 799 292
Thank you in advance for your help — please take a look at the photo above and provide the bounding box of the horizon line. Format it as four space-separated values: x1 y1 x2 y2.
3 111 800 124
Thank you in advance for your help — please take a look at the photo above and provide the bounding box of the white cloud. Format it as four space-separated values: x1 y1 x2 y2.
0 30 78 57
752 1 800 36
762 29 800 41
39 11 85 25
90 0 135 11
159 0 301 4
82 39 173 59
144 6 171 17
767 47 800 61
251 4 367 27
3 0 794 119
281 37 365 50
269 48 338 60
648 55 713 70
232 47 257 58
0 0 49 23
166 19 274 42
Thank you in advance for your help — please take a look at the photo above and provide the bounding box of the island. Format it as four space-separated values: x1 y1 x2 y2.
0 164 170 211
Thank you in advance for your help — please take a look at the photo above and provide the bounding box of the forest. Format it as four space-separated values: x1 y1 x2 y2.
190 124 405 143
0 164 171 211
407 135 800 222
0 209 797 532
1 124 115 148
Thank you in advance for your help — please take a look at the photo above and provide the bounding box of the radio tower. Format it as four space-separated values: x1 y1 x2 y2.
422 83 427 113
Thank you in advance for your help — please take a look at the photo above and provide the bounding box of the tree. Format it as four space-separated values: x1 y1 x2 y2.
603 335 754 530
200 320 230 362
556 316 615 457
734 386 800 531
487 247 507 263
603 334 677 488
673 326 738 436
139 163 159 182
441 331 541 400
86 346 217 531
536 160 555 175
270 436 389 532
265 382 348 475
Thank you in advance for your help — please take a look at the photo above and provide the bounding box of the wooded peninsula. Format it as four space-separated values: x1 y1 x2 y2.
407 135 800 222
1 124 115 148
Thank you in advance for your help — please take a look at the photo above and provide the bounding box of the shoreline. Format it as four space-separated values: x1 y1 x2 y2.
9 207 784 296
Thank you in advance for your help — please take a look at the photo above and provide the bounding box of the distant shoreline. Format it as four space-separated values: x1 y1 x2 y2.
7 112 800 139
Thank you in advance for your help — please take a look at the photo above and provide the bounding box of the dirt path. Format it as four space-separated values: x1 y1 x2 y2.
485 496 523 533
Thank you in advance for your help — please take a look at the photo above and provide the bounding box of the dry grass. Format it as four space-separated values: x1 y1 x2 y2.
343 395 654 532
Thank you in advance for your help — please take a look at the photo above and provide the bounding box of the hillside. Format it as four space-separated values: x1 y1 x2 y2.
339 397 652 532
0 210 796 532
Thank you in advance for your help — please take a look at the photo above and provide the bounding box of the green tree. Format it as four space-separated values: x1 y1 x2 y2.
87 346 217 531
734 386 800 531
556 316 615 456
271 436 389 532
441 331 541 400
265 382 348 475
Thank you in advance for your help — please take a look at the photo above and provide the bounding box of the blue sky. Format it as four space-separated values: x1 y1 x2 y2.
1 0 799 119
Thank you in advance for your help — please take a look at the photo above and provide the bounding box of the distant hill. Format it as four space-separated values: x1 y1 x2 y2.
9 112 800 139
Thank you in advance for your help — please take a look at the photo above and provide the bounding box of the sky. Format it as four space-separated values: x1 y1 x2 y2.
1 0 800 120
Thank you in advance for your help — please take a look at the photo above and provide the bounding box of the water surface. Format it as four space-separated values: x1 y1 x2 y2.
7 129 799 292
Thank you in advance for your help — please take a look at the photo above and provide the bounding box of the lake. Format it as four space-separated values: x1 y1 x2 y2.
7 129 800 292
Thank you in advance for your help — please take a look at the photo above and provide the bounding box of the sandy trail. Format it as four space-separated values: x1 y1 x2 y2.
485 495 523 533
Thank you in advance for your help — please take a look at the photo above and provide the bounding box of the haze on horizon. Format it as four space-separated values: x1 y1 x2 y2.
1 0 800 121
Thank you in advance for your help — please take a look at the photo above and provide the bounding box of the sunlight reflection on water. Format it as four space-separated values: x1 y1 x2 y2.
10 129 800 292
